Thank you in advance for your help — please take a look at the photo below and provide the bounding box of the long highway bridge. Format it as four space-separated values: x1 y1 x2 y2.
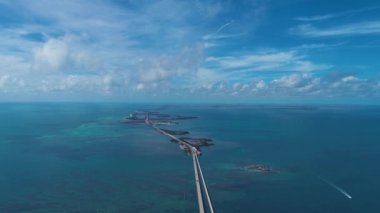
144 112 215 213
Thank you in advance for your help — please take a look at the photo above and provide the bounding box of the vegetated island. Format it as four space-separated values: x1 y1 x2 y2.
123 111 212 154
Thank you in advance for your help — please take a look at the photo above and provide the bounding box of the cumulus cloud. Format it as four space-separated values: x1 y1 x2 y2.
33 38 69 71
0 0 214 97
189 73 380 98
32 36 102 73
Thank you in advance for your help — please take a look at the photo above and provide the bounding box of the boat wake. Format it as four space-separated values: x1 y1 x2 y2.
318 176 352 199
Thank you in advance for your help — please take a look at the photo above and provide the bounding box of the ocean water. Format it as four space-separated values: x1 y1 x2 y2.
0 103 379 212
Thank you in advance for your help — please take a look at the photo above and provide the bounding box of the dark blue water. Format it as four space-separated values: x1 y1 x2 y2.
0 103 379 212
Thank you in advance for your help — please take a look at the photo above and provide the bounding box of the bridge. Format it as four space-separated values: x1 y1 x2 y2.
144 112 215 213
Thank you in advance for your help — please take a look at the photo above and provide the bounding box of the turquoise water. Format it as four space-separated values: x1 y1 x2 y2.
0 103 379 212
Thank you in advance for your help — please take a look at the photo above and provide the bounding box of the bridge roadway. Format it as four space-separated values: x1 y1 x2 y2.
144 112 214 213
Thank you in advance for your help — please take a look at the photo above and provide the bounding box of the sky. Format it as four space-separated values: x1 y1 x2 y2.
1 0 380 103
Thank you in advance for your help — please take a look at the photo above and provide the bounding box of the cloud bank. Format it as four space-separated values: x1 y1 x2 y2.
0 0 379 102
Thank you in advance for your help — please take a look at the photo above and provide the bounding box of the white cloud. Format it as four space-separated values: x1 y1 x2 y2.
210 51 296 68
33 38 69 71
290 61 332 72
206 51 329 72
294 42 346 50
0 55 30 74
196 68 226 86
136 83 145 91
290 21 380 37
136 45 204 83
216 20 235 33
255 80 266 90
0 0 214 97
0 75 10 89
341 75 359 82
272 74 308 88
295 14 336 22
294 7 380 22
202 33 242 41
0 0 378 101
32 36 102 74
188 72 380 98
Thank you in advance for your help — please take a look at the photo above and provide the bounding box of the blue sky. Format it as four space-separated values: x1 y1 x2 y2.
1 0 380 103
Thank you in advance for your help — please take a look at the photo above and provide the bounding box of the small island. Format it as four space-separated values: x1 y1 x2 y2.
124 111 213 153
244 164 277 174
